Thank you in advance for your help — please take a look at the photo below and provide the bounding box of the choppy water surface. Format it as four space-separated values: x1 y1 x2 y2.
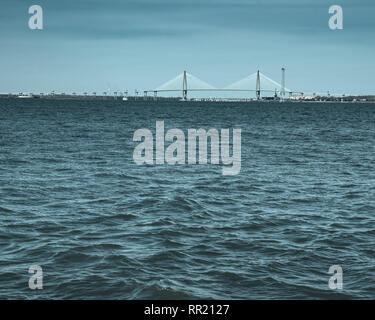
0 99 374 299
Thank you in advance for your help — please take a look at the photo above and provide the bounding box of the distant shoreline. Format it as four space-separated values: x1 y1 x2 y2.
1 94 375 103
0 94 375 103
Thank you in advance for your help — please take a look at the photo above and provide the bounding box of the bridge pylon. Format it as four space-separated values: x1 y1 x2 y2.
182 70 188 100
256 70 261 100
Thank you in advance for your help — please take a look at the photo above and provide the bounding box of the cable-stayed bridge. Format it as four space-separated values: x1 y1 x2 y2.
3 68 352 100
143 69 345 100
144 69 300 100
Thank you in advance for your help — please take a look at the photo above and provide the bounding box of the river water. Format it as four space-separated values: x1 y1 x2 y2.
0 99 374 299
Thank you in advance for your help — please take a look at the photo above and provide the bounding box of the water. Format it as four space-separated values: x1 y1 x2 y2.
0 99 374 299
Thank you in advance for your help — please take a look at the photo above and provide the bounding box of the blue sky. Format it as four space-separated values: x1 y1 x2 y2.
1 0 374 95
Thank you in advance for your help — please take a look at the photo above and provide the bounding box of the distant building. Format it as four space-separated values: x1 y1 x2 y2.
291 94 315 101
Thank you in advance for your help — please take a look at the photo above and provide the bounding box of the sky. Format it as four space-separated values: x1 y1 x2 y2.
0 0 374 95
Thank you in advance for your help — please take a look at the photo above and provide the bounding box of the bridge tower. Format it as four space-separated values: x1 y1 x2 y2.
255 70 260 100
182 70 188 100
256 70 261 100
